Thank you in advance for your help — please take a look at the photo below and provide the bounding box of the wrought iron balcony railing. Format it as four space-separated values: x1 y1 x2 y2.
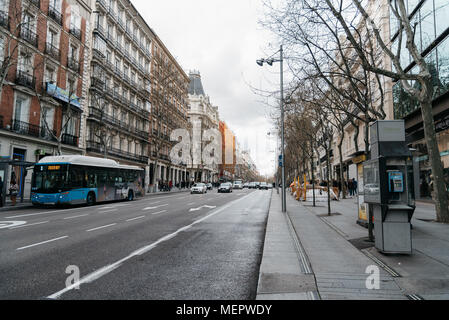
69 24 82 40
61 133 79 146
20 27 39 47
16 70 36 90
45 42 61 61
48 5 63 25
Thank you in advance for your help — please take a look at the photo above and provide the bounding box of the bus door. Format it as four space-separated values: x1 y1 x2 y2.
95 168 107 202
68 166 87 204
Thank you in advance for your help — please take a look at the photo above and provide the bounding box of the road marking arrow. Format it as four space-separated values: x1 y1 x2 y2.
189 205 217 212
0 221 27 230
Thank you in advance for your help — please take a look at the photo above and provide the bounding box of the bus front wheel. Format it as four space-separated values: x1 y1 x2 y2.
87 192 96 206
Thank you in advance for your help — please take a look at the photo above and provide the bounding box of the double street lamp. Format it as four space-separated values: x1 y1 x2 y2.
257 45 286 213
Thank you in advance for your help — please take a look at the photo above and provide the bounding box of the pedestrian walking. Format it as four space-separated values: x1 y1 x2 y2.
169 180 173 191
348 179 354 196
352 178 358 196
9 178 19 206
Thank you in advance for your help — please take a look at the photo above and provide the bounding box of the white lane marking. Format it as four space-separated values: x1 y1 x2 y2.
10 221 49 229
47 191 256 300
64 214 89 220
126 216 146 222
17 236 69 251
145 201 161 205
189 205 217 212
143 204 168 211
151 210 167 215
5 203 125 219
86 223 117 232
0 221 27 229
187 202 196 205
99 206 115 210
99 209 118 214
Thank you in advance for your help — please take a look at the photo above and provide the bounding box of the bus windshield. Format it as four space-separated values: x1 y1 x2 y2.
32 165 69 194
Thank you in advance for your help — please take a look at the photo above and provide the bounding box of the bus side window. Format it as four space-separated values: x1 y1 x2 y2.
97 169 107 184
69 167 85 189
86 168 97 188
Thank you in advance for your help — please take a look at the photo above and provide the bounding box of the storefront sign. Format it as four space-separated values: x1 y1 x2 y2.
416 150 449 162
352 154 367 164
46 83 81 109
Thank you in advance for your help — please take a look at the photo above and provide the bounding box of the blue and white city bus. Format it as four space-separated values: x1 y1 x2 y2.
31 155 145 206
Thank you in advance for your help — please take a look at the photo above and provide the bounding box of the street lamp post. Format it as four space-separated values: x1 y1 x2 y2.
257 45 286 212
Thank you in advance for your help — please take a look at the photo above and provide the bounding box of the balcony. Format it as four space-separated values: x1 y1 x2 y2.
86 140 149 164
117 16 125 30
114 66 122 78
10 119 57 142
0 10 9 29
45 42 60 61
93 22 106 37
108 7 116 21
20 27 39 47
61 133 79 146
67 56 80 73
96 0 107 11
69 24 82 41
90 76 105 90
29 0 40 9
48 5 63 25
16 70 36 90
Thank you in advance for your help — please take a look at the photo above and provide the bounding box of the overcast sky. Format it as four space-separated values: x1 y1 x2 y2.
132 0 281 177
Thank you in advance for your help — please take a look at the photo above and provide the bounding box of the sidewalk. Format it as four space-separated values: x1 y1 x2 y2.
304 196 449 300
257 192 408 300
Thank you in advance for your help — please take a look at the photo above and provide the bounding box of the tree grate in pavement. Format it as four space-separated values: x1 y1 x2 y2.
317 212 342 217
349 237 375 250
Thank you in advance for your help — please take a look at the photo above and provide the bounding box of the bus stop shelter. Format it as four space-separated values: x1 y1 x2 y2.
0 159 36 206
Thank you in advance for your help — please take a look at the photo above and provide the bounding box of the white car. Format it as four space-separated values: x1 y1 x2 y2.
233 181 243 189
191 183 207 194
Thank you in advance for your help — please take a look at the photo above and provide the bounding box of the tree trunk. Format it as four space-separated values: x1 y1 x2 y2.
338 138 346 200
421 99 449 222
326 146 331 216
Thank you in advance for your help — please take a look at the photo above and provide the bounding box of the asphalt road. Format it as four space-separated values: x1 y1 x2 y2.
0 188 271 300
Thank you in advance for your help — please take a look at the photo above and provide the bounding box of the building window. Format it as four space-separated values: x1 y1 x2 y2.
14 94 31 122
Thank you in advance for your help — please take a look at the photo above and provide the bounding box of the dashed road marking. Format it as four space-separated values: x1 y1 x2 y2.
10 221 49 229
126 216 146 222
17 236 69 251
86 223 117 232
151 210 167 215
143 204 168 211
64 214 89 220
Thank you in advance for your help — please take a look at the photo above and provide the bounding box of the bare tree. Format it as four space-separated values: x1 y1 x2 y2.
0 0 35 98
322 0 449 222
38 77 82 156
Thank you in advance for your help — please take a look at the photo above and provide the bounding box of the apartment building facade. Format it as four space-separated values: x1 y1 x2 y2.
187 70 220 183
85 0 152 190
150 35 190 188
219 121 236 182
0 0 91 199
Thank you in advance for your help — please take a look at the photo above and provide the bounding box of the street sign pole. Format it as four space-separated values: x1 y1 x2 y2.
280 45 286 213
